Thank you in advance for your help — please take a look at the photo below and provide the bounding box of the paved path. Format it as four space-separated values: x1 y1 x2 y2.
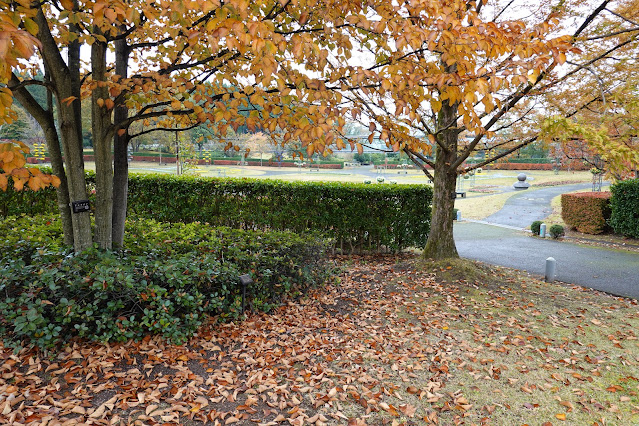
482 183 595 228
454 185 639 299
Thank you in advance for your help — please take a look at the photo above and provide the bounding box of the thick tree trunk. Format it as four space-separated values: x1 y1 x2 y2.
91 39 113 249
58 100 92 251
422 96 460 260
35 7 92 252
10 73 74 246
423 161 458 259
43 123 74 246
112 34 130 248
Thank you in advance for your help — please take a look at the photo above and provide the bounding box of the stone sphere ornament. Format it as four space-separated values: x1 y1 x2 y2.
513 173 530 190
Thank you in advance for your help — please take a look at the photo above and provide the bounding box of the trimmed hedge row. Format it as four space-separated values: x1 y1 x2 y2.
610 179 639 238
127 175 432 252
0 173 432 252
561 192 611 234
490 162 590 171
0 169 59 217
0 215 331 348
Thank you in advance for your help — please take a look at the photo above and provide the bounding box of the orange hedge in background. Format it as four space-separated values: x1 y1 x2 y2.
561 192 611 234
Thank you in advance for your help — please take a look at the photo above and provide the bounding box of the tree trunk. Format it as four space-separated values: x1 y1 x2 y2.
91 39 113 249
69 1 83 156
10 72 74 246
43 122 74 246
422 96 460 260
57 99 92 251
35 6 92 252
423 161 459 259
112 34 130 248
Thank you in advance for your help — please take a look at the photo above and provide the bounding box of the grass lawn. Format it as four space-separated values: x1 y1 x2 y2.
2 256 637 425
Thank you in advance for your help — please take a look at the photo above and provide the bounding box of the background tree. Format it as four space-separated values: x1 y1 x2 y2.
540 0 639 180
0 106 28 140
326 0 639 259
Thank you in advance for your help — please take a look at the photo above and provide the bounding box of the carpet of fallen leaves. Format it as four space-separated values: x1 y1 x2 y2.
1 255 638 426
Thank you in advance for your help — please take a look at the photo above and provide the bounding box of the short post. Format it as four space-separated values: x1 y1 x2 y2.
540 223 547 238
239 274 253 314
456 210 462 221
545 257 556 282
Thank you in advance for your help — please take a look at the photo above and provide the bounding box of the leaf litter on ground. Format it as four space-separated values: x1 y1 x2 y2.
1 255 638 425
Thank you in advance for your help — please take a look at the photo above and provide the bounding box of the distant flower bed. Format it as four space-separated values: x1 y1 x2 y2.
534 180 587 187
468 185 498 193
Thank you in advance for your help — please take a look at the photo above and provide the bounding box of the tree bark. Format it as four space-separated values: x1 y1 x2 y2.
34 7 92 251
69 0 83 155
423 158 459 259
422 96 460 260
10 73 74 246
112 33 130 248
91 39 114 249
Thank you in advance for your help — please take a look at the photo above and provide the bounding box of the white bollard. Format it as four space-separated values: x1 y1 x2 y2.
545 257 556 282
540 223 547 238
456 210 462 221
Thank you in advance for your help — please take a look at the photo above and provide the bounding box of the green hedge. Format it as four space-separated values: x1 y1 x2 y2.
561 192 611 234
127 175 431 252
0 167 59 217
0 173 432 252
610 179 639 238
0 215 331 349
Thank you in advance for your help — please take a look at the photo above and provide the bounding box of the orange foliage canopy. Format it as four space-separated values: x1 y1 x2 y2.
0 141 60 191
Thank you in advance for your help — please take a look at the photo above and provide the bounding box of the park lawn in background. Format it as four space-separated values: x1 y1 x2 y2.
1 256 637 425
454 192 518 220
83 161 592 187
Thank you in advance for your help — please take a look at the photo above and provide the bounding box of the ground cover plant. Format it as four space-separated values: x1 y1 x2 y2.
0 255 637 425
0 215 331 349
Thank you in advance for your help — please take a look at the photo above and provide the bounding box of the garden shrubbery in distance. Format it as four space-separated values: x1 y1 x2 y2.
561 192 611 234
549 224 565 239
531 220 543 235
0 215 331 350
610 179 639 239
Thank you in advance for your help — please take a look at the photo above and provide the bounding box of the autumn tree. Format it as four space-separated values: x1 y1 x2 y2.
323 0 639 259
3 0 380 251
540 0 639 180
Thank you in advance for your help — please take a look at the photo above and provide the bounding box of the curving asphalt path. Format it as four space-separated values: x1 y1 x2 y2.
454 184 639 300
482 182 595 228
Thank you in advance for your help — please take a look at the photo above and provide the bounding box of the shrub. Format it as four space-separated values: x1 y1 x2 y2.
531 220 543 235
610 179 639 238
561 192 611 234
0 216 331 349
2 173 432 253
549 224 564 239
132 175 432 253
0 167 59 217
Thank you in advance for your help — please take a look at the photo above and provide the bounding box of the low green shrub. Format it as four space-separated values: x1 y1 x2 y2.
610 179 639 238
0 167 59 217
549 224 564 239
126 175 431 253
1 173 432 253
531 220 543 235
561 192 611 234
0 216 331 349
